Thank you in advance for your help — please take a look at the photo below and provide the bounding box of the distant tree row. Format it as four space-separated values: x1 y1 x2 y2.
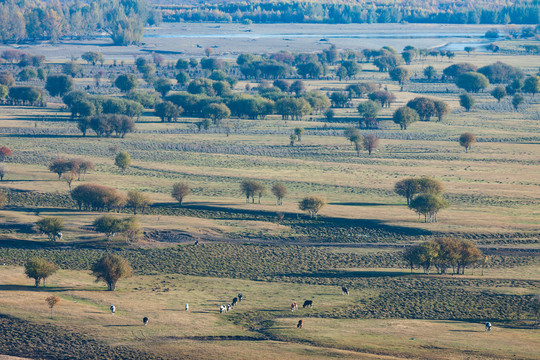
161 1 540 25
0 0 160 45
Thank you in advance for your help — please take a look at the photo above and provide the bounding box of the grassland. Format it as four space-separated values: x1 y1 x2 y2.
0 26 539 359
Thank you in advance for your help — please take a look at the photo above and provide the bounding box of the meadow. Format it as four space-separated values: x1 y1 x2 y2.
0 23 539 359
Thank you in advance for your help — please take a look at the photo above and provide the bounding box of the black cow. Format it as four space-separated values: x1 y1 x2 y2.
297 320 303 329
342 286 349 296
232 297 238 307
143 317 149 326
302 300 313 308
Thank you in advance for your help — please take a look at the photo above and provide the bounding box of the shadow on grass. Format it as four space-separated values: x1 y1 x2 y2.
103 324 139 327
279 269 412 279
449 330 482 333
0 285 80 292
329 202 401 207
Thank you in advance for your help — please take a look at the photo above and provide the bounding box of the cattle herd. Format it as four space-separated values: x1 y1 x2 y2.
112 286 493 332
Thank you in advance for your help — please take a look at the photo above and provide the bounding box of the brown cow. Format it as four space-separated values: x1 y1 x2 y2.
297 320 303 329
291 302 298 311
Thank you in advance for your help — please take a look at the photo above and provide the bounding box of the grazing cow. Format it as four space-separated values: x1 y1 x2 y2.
185 303 189 311
291 302 298 312
194 240 199 246
56 232 63 241
297 320 303 329
143 317 149 326
342 286 349 296
238 293 243 302
485 322 492 332
220 305 225 313
302 300 313 309
110 305 116 314
232 297 238 307
227 304 231 312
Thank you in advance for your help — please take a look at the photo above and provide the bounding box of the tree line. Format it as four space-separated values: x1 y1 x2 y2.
160 1 540 25
0 0 160 45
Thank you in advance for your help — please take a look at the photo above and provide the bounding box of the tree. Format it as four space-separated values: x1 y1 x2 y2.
62 172 77 191
389 66 409 91
240 180 265 204
115 74 139 93
202 103 231 124
127 190 151 214
299 195 326 218
491 86 507 103
75 159 94 180
93 215 124 240
36 217 64 242
271 183 287 205
176 71 190 86
407 97 437 121
290 80 306 95
91 254 132 291
409 193 449 223
0 146 13 162
172 182 190 205
46 295 61 319
9 86 43 105
523 75 540 97
48 158 73 180
456 72 489 93
363 134 379 156
459 133 476 152
464 46 476 55
115 151 131 174
403 245 421 273
18 67 37 81
81 52 103 66
120 216 142 243
0 72 15 87
368 91 395 108
394 178 421 205
155 101 182 122
478 62 523 84
393 107 419 130
63 62 83 78
459 94 475 112
154 78 173 97
0 164 6 181
72 184 126 212
175 58 189 70
24 258 57 288
45 74 73 97
423 66 436 80
512 94 524 111
294 127 305 141
0 85 7 100
357 100 381 127
428 100 447 122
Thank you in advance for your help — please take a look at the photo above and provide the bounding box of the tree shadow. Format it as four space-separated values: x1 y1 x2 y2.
279 269 412 279
0 285 80 292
